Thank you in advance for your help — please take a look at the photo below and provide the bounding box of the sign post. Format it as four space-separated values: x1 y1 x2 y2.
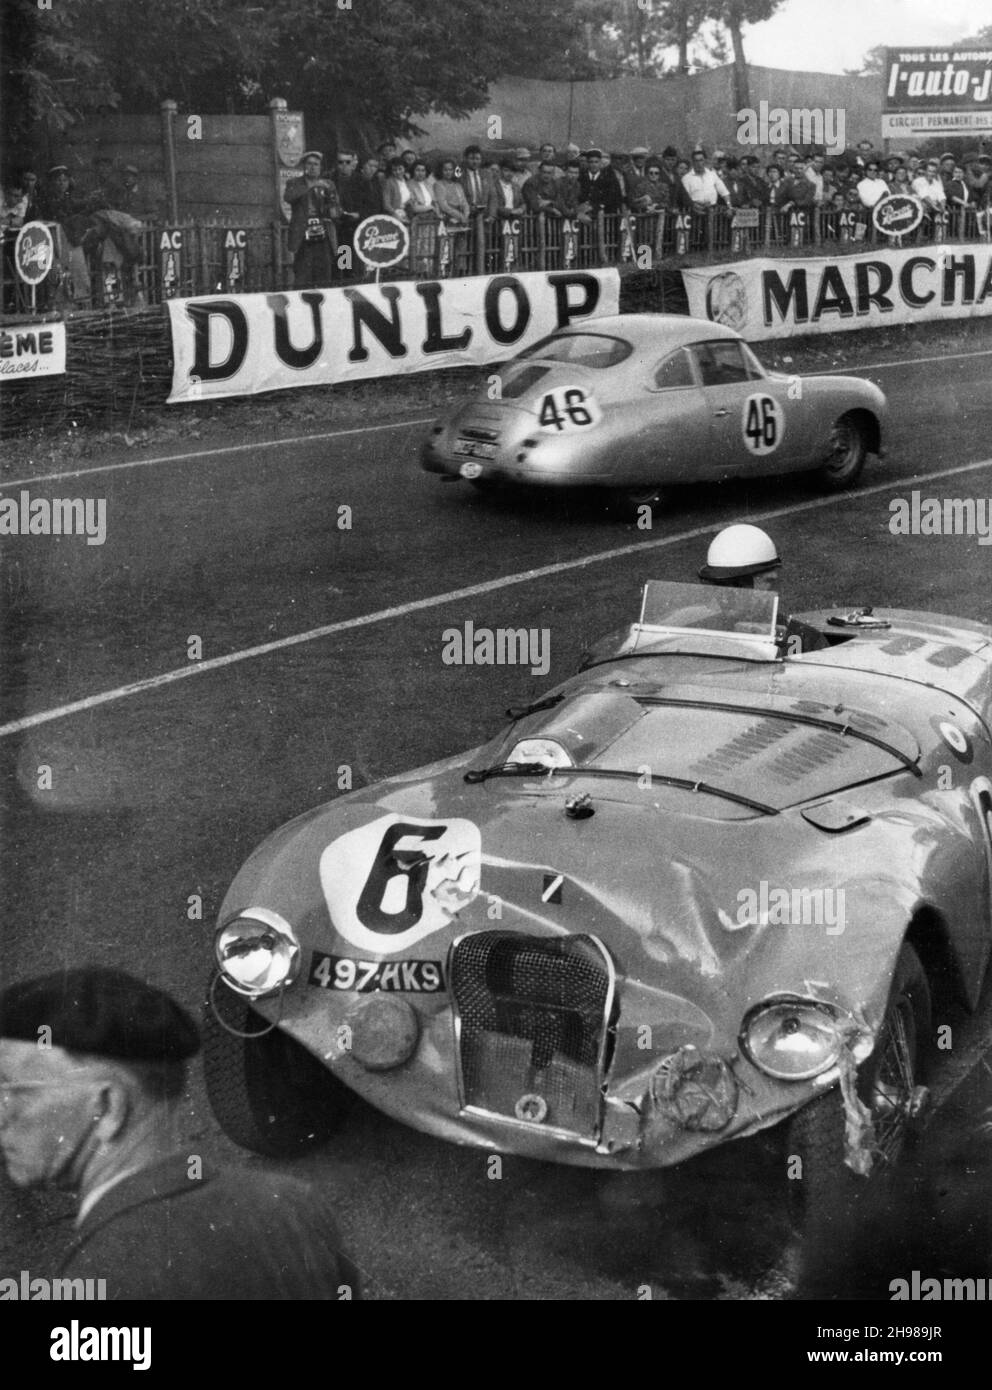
353 215 411 282
14 221 55 312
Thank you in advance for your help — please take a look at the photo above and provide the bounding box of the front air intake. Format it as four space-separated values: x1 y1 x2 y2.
450 931 615 1140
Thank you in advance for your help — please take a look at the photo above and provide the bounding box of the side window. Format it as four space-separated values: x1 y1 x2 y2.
692 340 754 386
653 348 694 390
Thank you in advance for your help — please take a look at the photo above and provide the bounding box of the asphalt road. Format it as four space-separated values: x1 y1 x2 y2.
2 337 992 1299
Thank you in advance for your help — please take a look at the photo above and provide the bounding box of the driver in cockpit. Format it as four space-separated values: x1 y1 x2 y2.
698 524 828 655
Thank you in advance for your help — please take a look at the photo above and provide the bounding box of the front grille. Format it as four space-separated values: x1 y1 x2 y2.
450 931 614 1138
458 426 500 442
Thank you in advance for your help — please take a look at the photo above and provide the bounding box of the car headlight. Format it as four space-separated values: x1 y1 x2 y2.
215 908 300 999
741 999 843 1080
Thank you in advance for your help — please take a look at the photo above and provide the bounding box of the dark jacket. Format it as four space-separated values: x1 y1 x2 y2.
577 166 625 215
59 1154 358 1300
285 175 341 255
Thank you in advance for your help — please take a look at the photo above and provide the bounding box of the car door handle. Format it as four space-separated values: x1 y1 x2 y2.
713 409 729 417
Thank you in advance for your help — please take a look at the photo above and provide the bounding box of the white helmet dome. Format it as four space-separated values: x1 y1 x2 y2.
699 524 780 581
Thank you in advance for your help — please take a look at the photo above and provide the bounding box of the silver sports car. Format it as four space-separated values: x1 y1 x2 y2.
420 313 887 512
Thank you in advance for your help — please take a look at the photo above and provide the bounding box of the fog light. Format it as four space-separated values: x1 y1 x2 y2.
215 909 300 999
346 995 419 1071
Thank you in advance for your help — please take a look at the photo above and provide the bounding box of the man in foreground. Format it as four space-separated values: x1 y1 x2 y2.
0 966 357 1299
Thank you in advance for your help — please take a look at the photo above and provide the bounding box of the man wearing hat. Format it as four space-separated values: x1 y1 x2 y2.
285 150 340 290
623 146 652 211
657 145 689 209
0 967 357 1299
578 147 625 216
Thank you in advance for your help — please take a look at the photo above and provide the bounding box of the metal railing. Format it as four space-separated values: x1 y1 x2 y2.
3 203 989 318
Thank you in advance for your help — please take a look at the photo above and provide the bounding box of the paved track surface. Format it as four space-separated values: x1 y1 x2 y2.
3 343 992 1299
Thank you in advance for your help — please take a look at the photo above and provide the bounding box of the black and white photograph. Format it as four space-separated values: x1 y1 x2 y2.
1 0 991 1349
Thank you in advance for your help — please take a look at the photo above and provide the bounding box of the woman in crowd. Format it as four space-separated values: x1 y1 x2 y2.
407 159 439 275
382 155 412 220
432 157 471 274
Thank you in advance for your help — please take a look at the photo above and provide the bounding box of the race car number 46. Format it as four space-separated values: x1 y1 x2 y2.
537 385 602 433
309 952 444 993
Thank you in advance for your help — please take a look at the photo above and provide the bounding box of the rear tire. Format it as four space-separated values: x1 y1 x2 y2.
202 979 353 1157
784 943 930 1240
815 413 869 491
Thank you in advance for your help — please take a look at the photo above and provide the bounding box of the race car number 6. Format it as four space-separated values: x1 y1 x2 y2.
741 393 784 455
538 386 602 433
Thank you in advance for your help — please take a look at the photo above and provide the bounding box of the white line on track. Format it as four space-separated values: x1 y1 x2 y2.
0 417 436 489
3 453 991 740
4 344 992 490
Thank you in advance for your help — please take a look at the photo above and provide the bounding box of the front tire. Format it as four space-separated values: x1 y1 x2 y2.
202 978 353 1157
815 413 869 491
784 943 930 1238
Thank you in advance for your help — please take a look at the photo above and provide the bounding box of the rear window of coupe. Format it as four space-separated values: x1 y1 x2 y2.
519 333 632 369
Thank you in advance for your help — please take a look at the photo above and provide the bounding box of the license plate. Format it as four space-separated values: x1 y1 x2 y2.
309 951 444 993
454 438 496 459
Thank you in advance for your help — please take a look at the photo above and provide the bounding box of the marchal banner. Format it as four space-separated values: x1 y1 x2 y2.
167 269 621 404
684 245 992 341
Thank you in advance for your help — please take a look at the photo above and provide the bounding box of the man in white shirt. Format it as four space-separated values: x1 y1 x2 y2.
681 148 731 209
912 160 947 213
856 160 889 209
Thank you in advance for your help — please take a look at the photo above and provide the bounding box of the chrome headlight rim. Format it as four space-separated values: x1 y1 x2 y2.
214 907 301 1000
740 995 844 1081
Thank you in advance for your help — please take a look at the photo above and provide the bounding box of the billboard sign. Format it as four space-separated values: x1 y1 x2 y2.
882 47 992 136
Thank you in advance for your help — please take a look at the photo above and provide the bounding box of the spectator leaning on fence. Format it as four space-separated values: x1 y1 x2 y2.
579 147 625 216
911 160 947 222
460 145 492 214
856 160 889 210
489 159 525 221
382 155 412 220
681 148 731 210
523 160 564 218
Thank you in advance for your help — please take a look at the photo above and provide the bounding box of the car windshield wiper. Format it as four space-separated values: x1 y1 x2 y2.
464 761 557 784
504 693 565 720
464 761 777 813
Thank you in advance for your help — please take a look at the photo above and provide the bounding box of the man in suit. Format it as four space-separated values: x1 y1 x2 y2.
0 966 357 1299
285 149 340 289
460 144 494 215
578 147 625 216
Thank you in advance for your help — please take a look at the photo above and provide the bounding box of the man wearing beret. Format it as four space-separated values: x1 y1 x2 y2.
0 967 357 1300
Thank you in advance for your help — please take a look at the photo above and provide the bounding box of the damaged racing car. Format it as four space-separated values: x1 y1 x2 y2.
204 583 992 1222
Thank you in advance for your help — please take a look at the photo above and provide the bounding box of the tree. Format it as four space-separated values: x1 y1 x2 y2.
705 1 786 112
0 0 605 156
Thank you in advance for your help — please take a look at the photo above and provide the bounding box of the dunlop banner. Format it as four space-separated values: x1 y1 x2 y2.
167 269 621 404
683 245 992 342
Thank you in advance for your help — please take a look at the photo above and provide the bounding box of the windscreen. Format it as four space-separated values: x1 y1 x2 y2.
638 581 778 640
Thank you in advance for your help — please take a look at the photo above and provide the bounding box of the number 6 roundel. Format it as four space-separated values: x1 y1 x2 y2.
319 814 482 954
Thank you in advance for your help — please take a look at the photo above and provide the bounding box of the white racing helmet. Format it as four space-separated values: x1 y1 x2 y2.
699 525 781 583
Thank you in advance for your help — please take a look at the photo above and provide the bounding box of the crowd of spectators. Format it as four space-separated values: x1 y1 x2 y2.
327 135 992 226
2 153 149 309
4 135 990 309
